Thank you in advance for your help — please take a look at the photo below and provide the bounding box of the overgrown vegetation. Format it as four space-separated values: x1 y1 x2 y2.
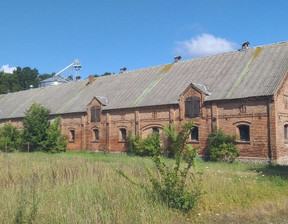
128 131 160 156
0 152 288 224
0 123 22 152
147 122 202 211
0 103 67 153
126 122 202 212
207 127 240 162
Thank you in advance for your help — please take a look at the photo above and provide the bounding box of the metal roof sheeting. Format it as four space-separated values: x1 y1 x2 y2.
1 41 288 119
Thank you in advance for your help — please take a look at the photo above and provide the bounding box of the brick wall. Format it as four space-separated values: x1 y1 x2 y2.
1 84 284 163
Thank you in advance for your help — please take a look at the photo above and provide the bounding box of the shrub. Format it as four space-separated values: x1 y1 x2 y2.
43 117 67 153
128 132 160 157
0 123 23 152
207 127 239 162
147 121 202 211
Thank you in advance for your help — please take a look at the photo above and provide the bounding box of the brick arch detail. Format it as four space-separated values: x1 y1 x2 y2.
140 124 163 132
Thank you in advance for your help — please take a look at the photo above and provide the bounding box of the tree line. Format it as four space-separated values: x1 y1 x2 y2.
0 67 56 94
0 66 113 94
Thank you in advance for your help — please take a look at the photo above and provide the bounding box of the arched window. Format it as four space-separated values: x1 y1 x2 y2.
91 106 100 123
238 125 250 141
120 128 127 141
93 129 99 141
191 126 199 141
69 130 75 141
185 97 200 118
284 124 288 143
152 127 159 135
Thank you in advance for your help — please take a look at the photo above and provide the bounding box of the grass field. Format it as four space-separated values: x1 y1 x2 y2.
0 151 288 224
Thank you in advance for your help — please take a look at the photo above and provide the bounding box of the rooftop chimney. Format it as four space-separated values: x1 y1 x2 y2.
76 76 81 81
88 75 94 84
174 55 181 63
242 41 250 50
120 67 127 73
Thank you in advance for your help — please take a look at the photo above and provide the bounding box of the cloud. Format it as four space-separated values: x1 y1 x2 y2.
175 34 238 58
0 65 16 74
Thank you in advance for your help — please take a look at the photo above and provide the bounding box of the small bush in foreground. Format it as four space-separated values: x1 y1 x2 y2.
208 127 239 162
147 122 202 211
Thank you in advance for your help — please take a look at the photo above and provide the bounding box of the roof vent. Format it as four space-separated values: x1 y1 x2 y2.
174 55 181 63
76 76 81 81
242 41 250 50
120 67 127 73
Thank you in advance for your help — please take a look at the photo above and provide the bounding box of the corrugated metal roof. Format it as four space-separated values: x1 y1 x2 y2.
1 41 288 119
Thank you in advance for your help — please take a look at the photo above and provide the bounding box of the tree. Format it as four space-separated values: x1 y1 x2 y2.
22 103 67 152
0 72 21 94
22 103 50 151
13 67 39 90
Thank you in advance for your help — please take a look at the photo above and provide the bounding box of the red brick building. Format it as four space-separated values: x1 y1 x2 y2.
1 41 288 164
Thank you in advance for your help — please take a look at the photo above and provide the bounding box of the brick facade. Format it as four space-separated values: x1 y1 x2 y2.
41 83 285 165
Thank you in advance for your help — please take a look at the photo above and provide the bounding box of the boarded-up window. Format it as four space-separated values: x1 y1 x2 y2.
185 97 200 118
191 126 199 141
91 106 100 123
238 125 250 141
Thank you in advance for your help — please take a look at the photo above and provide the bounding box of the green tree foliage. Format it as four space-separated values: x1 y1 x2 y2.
23 103 50 151
0 71 21 94
0 68 56 94
14 67 39 90
207 127 240 162
43 117 67 153
22 103 67 152
0 123 23 152
128 132 160 156
147 121 202 211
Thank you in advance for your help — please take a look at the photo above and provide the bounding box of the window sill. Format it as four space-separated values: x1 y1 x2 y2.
236 140 250 145
69 140 75 143
185 116 200 119
187 140 199 144
92 140 99 143
118 140 127 143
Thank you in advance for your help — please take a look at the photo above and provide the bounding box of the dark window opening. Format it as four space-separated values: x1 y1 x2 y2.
238 125 250 141
70 130 75 141
284 125 288 143
120 128 127 141
152 127 159 135
91 106 100 123
93 129 99 141
191 126 199 141
185 97 200 118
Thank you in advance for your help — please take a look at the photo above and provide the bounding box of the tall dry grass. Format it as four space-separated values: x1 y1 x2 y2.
0 151 288 223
